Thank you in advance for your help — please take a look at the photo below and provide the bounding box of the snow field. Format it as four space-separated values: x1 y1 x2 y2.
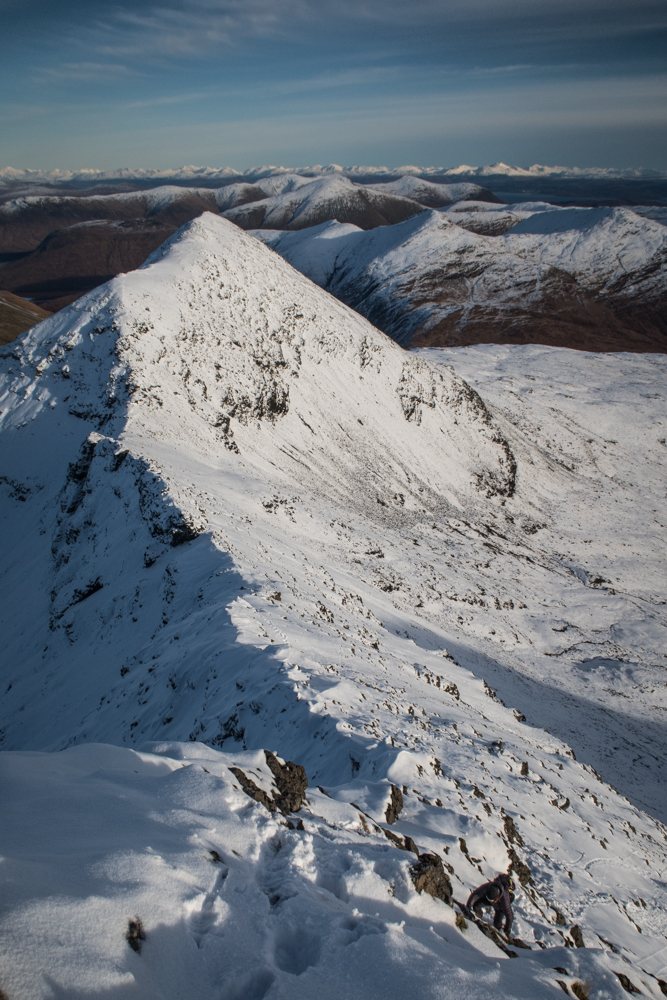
1 742 663 1000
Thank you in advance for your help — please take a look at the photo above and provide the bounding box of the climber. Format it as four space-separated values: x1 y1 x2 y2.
466 873 515 935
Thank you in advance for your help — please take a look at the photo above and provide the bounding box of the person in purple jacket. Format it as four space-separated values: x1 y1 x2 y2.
466 873 515 935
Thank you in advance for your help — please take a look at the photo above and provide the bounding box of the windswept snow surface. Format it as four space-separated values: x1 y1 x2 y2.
1 215 667 998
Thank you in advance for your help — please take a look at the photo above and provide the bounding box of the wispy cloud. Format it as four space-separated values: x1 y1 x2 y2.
86 0 308 58
65 0 667 64
34 62 140 82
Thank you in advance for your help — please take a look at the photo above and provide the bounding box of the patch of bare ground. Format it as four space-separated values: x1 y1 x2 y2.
410 300 667 352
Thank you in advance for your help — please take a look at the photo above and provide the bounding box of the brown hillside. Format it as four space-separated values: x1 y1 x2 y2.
0 219 176 311
0 290 51 345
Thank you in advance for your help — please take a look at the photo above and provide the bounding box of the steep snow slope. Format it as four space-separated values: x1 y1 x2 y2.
221 176 427 231
506 208 667 303
255 208 667 351
1 214 667 997
3 742 665 1000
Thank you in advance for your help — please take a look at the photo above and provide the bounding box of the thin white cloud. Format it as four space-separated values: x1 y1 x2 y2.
87 0 308 58
69 0 667 63
34 62 140 82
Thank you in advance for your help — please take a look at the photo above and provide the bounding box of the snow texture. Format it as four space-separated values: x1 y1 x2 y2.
1 214 667 999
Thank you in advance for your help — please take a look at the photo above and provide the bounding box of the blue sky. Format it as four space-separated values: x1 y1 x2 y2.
1 0 666 170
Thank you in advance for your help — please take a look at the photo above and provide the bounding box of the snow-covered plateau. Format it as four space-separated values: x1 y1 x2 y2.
1 214 667 1000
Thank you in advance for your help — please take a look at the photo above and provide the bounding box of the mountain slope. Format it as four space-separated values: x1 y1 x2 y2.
1 214 667 997
369 177 500 207
0 290 51 345
221 176 427 231
0 186 217 252
255 208 667 351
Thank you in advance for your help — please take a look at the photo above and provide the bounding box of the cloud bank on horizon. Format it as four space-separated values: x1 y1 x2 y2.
0 0 666 170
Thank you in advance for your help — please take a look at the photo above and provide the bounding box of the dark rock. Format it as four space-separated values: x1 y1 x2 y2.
410 852 453 905
385 783 404 824
503 814 524 847
126 917 145 953
229 767 275 812
229 751 307 815
615 973 641 994
382 828 419 854
264 750 308 813
403 835 419 855
570 924 585 948
508 848 535 887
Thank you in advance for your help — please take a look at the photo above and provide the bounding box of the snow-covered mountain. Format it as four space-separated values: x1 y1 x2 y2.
0 176 497 254
1 213 667 997
254 206 667 351
219 176 428 231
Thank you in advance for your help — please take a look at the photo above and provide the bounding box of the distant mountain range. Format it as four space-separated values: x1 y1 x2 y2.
0 176 497 312
2 162 666 188
1 170 665 351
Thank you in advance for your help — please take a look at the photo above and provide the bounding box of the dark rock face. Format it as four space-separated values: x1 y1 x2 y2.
229 750 308 815
615 973 641 994
382 828 419 854
508 847 535 888
410 852 453 905
385 784 404 824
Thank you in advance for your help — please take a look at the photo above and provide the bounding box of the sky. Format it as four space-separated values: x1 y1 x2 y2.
1 0 666 171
